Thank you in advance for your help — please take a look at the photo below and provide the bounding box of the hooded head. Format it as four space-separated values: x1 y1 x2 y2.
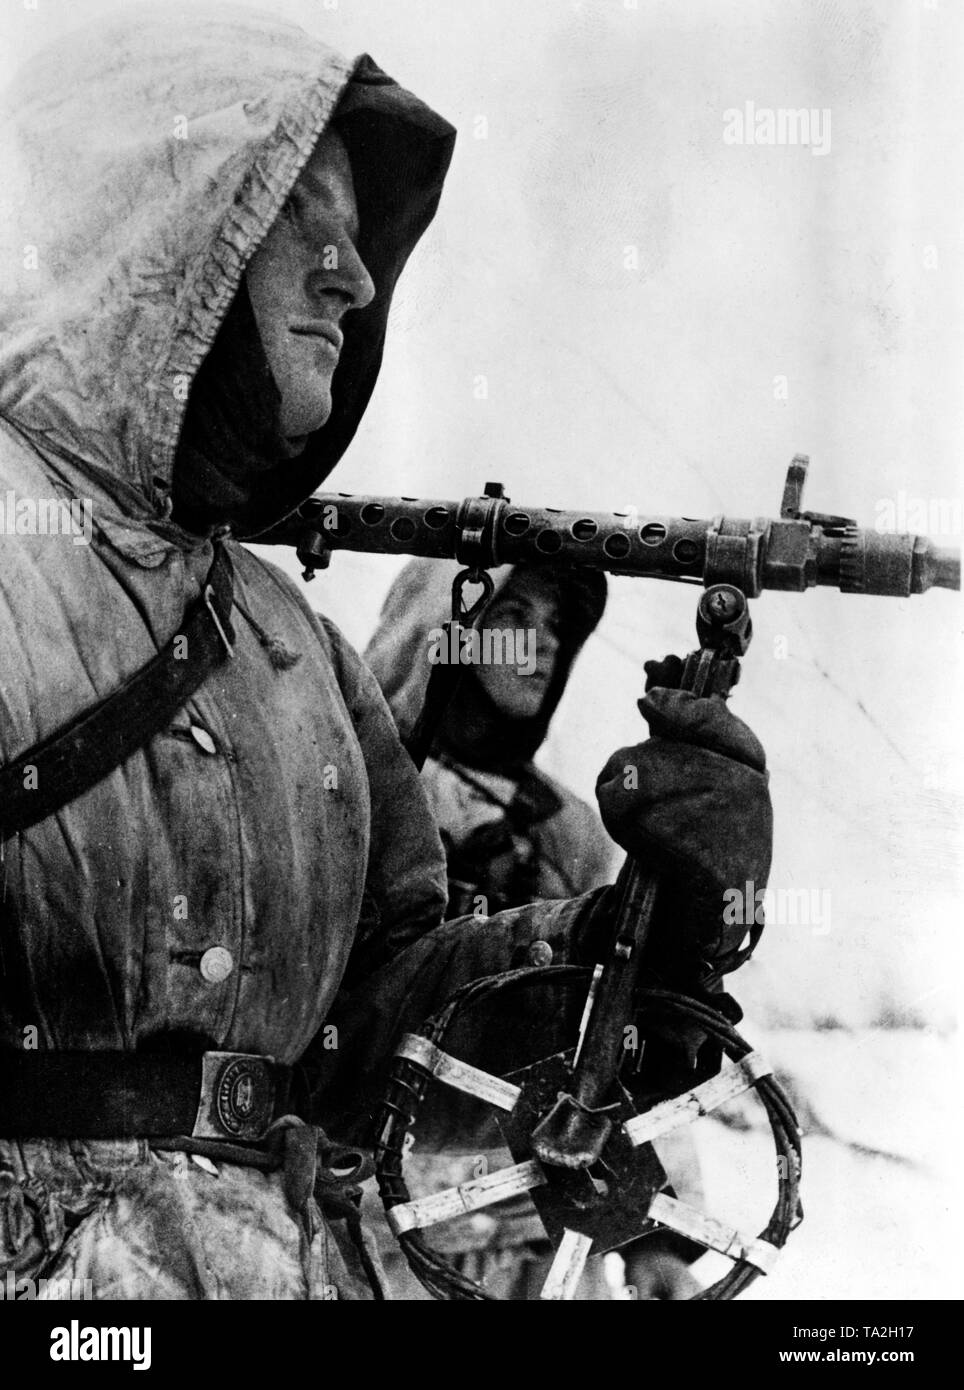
364 559 608 771
0 5 455 541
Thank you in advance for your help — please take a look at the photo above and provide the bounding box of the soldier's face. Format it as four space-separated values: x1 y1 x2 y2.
246 129 376 451
474 575 562 720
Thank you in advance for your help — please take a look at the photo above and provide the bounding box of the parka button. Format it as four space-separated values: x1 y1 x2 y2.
527 940 553 967
199 947 234 983
190 725 218 755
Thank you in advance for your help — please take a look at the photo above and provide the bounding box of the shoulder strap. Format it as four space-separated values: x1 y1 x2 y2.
0 544 235 841
507 765 563 830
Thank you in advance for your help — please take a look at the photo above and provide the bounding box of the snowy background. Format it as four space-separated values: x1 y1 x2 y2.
3 0 961 1298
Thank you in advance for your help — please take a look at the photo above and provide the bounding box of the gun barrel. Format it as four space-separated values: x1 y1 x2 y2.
276 491 960 597
912 537 960 593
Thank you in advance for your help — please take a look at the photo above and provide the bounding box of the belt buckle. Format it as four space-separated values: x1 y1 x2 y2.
192 1051 276 1142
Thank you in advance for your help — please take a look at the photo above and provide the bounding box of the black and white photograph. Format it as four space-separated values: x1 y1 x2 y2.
0 0 960 1352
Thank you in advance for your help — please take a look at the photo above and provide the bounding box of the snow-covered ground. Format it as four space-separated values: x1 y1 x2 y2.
687 1028 960 1300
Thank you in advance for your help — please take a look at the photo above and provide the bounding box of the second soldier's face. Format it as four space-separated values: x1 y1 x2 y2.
246 129 376 453
474 577 562 720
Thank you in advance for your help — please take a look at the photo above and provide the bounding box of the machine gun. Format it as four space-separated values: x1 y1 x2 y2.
263 455 959 1300
268 453 959 598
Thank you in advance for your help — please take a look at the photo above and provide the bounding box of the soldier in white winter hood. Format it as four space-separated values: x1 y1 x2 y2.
0 6 772 1299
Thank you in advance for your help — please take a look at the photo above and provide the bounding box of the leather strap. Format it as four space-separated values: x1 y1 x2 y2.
0 544 235 841
0 1049 293 1140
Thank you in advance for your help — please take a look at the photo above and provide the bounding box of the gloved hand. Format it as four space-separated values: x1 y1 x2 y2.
595 686 773 974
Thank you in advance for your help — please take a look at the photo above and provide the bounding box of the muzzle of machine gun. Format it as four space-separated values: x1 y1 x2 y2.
271 455 959 598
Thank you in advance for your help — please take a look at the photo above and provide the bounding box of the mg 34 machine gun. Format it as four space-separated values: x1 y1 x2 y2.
264 455 959 1300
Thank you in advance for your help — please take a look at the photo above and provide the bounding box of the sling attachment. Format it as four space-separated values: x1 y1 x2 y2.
146 1121 373 1207
151 1117 383 1297
0 543 235 841
265 1117 382 1300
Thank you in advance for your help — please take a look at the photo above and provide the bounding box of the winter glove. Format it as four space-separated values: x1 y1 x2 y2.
595 686 772 977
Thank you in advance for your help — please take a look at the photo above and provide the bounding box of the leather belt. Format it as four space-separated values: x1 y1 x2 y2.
0 1047 383 1295
0 1050 295 1142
